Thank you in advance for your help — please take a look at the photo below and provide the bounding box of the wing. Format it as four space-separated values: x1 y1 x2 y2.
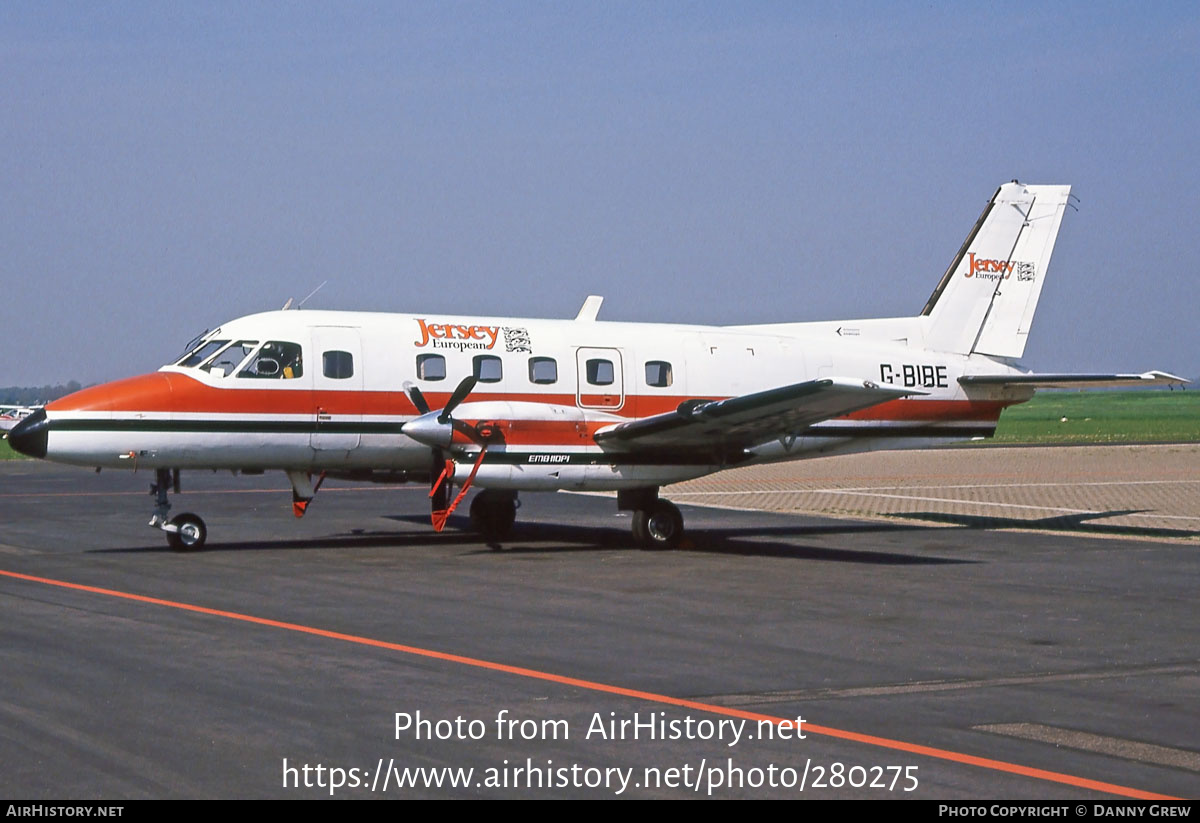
960 370 1187 389
594 377 919 455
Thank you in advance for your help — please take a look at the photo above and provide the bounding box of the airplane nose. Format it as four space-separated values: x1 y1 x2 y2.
7 408 49 459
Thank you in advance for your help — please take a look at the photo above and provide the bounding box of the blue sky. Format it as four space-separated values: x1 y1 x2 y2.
3 2 1198 385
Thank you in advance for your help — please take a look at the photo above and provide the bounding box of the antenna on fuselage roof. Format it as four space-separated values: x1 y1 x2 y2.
281 281 328 310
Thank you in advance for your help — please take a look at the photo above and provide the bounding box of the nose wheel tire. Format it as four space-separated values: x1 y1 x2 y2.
633 500 683 549
166 513 207 552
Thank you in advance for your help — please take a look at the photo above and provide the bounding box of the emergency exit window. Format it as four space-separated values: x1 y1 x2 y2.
586 359 614 386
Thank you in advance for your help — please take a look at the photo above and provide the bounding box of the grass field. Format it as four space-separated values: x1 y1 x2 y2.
1 391 1196 459
0 437 20 460
992 390 1200 444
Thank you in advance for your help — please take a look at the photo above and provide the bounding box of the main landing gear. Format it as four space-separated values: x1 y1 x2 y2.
470 489 518 542
619 488 684 549
149 468 207 551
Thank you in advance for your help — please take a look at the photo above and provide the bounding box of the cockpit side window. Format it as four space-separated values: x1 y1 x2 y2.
238 341 303 379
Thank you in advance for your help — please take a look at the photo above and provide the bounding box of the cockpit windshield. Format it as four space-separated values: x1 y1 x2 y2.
177 339 230 368
174 335 304 379
205 340 259 377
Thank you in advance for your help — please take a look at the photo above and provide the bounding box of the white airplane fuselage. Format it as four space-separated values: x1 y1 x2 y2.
26 308 1026 491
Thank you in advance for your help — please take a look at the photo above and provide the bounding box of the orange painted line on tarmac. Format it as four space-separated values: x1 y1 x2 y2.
0 567 1178 800
0 486 416 499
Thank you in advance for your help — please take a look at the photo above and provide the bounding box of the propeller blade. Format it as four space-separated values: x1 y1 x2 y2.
438 375 478 423
402 382 431 415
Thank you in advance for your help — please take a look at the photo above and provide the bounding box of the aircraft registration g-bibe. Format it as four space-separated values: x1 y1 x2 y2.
9 181 1185 550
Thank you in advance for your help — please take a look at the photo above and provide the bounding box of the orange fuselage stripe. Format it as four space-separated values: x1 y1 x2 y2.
48 372 1012 423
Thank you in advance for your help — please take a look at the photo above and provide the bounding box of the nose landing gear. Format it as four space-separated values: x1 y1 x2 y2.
165 512 207 551
149 468 208 551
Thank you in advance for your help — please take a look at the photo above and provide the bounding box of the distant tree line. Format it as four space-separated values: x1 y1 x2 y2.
1 382 83 406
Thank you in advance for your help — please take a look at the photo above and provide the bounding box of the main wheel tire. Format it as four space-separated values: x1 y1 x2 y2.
166 513 207 552
633 500 683 549
631 511 648 544
469 491 516 540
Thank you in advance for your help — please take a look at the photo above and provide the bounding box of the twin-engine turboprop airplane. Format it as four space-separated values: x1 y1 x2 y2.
9 181 1184 550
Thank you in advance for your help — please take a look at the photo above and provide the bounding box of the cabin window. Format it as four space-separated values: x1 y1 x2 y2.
178 339 229 368
238 341 303 379
586 358 614 386
205 340 258 377
528 357 557 384
645 360 673 387
417 354 446 381
473 355 503 383
323 350 354 379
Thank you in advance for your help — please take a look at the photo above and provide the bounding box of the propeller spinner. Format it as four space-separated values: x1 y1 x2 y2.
401 375 482 450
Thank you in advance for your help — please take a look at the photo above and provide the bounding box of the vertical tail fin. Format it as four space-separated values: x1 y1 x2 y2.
922 181 1072 358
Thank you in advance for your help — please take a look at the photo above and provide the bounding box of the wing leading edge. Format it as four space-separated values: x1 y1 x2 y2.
594 377 919 454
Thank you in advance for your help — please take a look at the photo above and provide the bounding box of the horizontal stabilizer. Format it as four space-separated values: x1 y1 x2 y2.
595 377 919 452
960 371 1188 389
